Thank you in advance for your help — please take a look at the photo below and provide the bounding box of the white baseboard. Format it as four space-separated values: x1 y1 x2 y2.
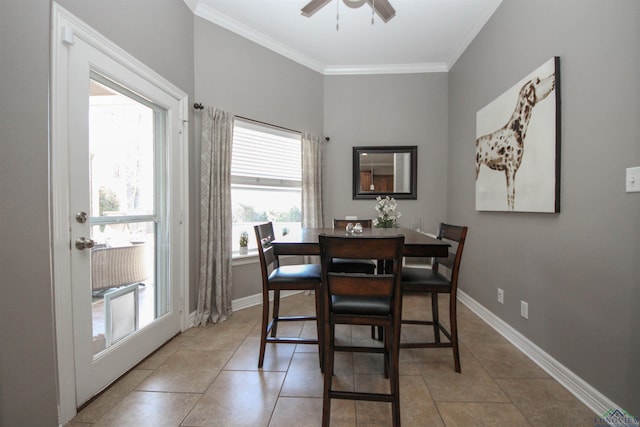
188 289 631 425
232 290 303 312
458 290 629 423
231 291 264 312
186 290 304 328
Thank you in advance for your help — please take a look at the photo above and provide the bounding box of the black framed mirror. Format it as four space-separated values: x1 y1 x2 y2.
353 146 417 199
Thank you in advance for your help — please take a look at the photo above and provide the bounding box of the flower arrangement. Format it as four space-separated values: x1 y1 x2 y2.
373 196 401 228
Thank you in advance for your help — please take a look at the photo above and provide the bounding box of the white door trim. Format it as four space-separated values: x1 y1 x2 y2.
51 4 189 424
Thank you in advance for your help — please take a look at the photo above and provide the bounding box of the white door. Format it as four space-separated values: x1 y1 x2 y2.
51 7 189 416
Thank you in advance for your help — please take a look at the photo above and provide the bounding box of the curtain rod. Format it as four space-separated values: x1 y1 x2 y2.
193 103 329 141
236 116 301 136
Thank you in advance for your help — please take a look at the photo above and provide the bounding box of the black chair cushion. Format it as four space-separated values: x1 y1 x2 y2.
401 267 451 289
331 295 391 316
330 258 376 274
268 264 322 283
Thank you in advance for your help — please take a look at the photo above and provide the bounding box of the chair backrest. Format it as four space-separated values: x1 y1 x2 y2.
333 219 373 229
254 222 279 280
433 223 468 288
320 234 404 313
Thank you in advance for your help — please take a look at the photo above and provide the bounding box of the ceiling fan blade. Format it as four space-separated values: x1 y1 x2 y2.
301 0 333 17
365 0 396 23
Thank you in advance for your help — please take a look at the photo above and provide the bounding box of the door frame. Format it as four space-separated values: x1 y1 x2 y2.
50 4 189 424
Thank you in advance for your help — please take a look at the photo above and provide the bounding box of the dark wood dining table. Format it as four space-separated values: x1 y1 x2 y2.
271 227 450 258
271 227 450 358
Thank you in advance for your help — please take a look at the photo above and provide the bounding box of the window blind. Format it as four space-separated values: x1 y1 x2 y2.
231 119 301 188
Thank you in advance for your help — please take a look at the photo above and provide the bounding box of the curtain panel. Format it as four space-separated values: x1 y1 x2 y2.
302 133 324 229
195 107 234 326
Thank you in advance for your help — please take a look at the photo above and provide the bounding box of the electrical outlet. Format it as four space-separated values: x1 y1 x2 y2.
497 288 504 304
521 301 528 319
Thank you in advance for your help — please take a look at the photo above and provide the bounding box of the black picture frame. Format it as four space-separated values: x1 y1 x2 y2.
352 146 417 200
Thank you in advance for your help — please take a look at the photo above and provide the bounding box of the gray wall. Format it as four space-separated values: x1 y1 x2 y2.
56 0 195 98
0 1 194 425
323 73 449 232
0 1 58 425
194 18 324 134
193 18 325 300
1 1 637 424
448 0 639 415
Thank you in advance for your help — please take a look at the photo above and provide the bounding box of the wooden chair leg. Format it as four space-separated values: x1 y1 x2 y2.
322 322 334 427
370 325 384 341
315 288 323 370
450 294 461 373
431 292 441 343
271 290 280 337
383 326 389 379
258 292 270 368
389 325 401 427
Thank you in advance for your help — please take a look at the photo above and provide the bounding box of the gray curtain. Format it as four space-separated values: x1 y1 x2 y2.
301 133 324 268
302 133 324 229
195 107 234 326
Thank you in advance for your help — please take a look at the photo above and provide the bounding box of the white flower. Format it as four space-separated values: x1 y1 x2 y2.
373 196 401 228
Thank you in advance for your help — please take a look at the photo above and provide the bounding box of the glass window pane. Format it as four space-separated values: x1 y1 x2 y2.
89 80 155 218
88 78 163 357
230 119 302 255
90 221 156 355
232 186 301 252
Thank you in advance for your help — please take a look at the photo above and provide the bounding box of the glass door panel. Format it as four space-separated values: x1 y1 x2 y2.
88 79 164 357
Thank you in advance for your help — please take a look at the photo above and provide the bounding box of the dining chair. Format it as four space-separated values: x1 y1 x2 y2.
330 219 376 274
254 222 322 368
332 219 381 340
400 223 468 373
319 234 404 427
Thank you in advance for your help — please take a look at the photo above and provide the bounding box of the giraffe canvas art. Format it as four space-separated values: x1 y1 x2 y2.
475 57 560 213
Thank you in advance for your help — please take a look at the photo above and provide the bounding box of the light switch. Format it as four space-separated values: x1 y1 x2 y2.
626 166 640 193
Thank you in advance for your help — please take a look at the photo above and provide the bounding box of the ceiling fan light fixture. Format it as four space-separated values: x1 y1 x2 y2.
343 0 366 8
301 0 395 23
368 0 395 23
371 0 375 24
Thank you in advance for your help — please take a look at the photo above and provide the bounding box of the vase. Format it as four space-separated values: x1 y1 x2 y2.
239 246 248 255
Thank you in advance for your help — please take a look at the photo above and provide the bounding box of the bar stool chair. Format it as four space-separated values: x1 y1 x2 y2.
332 219 383 340
254 222 322 368
319 234 404 427
330 219 376 274
400 223 468 373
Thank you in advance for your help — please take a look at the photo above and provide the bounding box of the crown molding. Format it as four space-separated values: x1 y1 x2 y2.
182 0 199 13
324 62 448 75
447 0 502 69
194 2 326 74
192 1 452 76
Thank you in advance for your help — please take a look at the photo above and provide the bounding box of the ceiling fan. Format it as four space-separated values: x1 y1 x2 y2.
301 0 396 23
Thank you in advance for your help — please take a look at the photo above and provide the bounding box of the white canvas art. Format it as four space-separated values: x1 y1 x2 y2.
475 57 560 212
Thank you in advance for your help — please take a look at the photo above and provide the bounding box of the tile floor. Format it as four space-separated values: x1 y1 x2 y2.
67 293 596 426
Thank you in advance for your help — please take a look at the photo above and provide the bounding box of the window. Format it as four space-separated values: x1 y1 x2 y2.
231 118 302 254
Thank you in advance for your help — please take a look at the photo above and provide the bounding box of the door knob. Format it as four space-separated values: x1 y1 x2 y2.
75 237 95 250
75 211 88 223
